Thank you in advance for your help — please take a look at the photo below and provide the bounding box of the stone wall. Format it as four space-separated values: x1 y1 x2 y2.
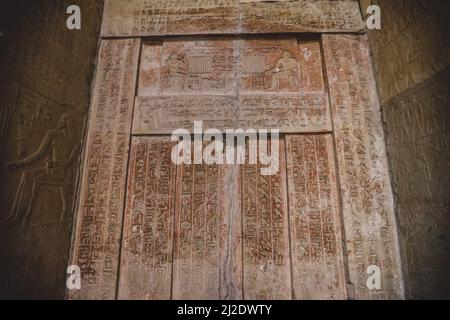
366 0 450 299
0 0 103 299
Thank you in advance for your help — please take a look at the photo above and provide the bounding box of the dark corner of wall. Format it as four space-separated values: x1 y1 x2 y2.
367 0 450 299
0 0 104 299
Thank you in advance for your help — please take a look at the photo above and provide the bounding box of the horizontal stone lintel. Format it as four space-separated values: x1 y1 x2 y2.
102 0 365 37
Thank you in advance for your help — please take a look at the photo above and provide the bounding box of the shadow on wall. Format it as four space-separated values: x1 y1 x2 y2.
0 0 103 299
367 0 450 299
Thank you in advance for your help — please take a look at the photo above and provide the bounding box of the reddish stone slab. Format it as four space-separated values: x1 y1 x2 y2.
239 38 324 94
241 138 292 299
135 38 331 134
102 1 364 37
240 1 364 33
286 134 347 299
238 38 330 132
238 94 331 133
133 96 238 134
118 137 177 300
68 39 141 299
172 145 242 300
323 35 404 299
138 40 238 96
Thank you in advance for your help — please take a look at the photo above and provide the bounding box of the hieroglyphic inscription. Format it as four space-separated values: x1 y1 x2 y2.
135 38 331 134
172 145 242 300
118 137 176 300
0 0 103 299
241 1 364 33
238 94 331 132
241 138 291 299
102 0 239 37
240 39 324 94
286 134 346 299
323 35 404 299
138 40 238 96
102 0 364 37
68 39 140 299
133 96 238 134
382 68 450 298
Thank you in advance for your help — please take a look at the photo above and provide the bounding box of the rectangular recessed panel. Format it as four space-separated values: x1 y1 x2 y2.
172 146 242 300
138 40 238 96
102 0 364 37
323 34 404 299
241 138 292 299
118 137 176 300
286 134 347 299
135 38 331 134
239 39 325 94
68 39 141 300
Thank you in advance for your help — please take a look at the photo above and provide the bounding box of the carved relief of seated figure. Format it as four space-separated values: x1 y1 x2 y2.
267 51 300 90
165 52 188 90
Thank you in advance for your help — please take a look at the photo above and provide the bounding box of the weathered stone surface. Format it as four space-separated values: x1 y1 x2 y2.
172 148 242 300
114 134 356 299
133 96 238 134
0 0 103 299
68 39 141 300
102 0 364 37
102 0 240 37
367 0 450 299
118 138 242 300
286 134 347 299
241 138 292 299
240 39 325 94
238 38 331 132
138 40 239 96
238 94 331 132
135 38 331 134
240 0 364 34
383 67 450 299
118 137 176 300
323 34 404 299
368 0 450 104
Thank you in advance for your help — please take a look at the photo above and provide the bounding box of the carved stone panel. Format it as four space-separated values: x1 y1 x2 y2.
102 0 364 37
286 134 346 299
68 39 141 300
172 146 242 300
323 35 404 299
382 67 450 299
0 0 104 299
134 38 331 134
241 138 292 300
133 96 238 134
138 39 239 96
118 137 177 300
67 4 406 300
